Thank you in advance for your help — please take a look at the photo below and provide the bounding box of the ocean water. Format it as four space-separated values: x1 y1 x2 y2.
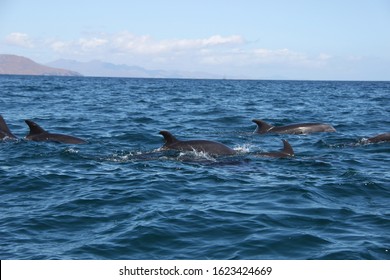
0 75 389 260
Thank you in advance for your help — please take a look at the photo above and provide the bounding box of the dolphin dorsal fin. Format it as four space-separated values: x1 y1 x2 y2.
159 130 178 145
281 139 294 156
0 115 12 134
252 119 273 134
25 120 47 135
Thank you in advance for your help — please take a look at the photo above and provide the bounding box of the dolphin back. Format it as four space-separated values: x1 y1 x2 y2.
0 115 17 139
159 130 236 155
43 133 86 144
255 139 294 158
25 119 47 137
24 119 86 144
253 118 336 134
367 133 390 143
281 139 294 156
252 119 273 134
159 130 179 145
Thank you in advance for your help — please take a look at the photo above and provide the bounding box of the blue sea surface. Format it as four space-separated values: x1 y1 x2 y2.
0 75 389 259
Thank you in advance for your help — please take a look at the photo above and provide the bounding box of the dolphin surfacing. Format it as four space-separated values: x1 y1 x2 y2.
255 139 294 158
159 130 236 156
366 133 390 144
252 119 336 135
25 120 86 144
0 115 17 140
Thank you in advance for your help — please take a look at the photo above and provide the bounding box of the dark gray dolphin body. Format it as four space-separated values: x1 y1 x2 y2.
25 120 86 144
0 115 17 140
252 119 336 134
366 133 390 144
159 130 236 156
255 139 294 158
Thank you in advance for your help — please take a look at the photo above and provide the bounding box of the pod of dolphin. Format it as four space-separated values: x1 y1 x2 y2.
1 114 389 158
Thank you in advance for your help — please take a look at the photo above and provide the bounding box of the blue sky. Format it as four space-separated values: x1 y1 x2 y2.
1 0 390 80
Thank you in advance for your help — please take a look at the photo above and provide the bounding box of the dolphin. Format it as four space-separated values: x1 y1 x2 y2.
24 119 86 144
0 115 17 140
366 133 390 144
252 119 336 135
159 130 236 156
255 139 294 158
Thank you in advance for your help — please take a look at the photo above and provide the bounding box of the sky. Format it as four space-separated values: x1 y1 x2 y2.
1 0 390 80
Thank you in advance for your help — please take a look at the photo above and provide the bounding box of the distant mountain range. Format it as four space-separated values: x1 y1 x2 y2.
0 54 221 79
46 59 220 79
0 54 81 76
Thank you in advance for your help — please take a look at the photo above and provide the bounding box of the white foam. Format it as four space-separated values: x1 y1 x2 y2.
233 143 253 153
64 147 79 154
177 149 217 162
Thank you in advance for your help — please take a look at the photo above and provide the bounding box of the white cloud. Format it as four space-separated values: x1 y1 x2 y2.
50 41 69 52
5 32 34 48
3 31 338 78
48 37 108 54
167 34 244 49
41 32 246 63
252 48 305 63
198 48 321 68
78 37 108 50
111 32 244 54
318 53 332 60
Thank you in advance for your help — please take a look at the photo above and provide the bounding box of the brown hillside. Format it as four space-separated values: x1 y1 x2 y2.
0 54 81 76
